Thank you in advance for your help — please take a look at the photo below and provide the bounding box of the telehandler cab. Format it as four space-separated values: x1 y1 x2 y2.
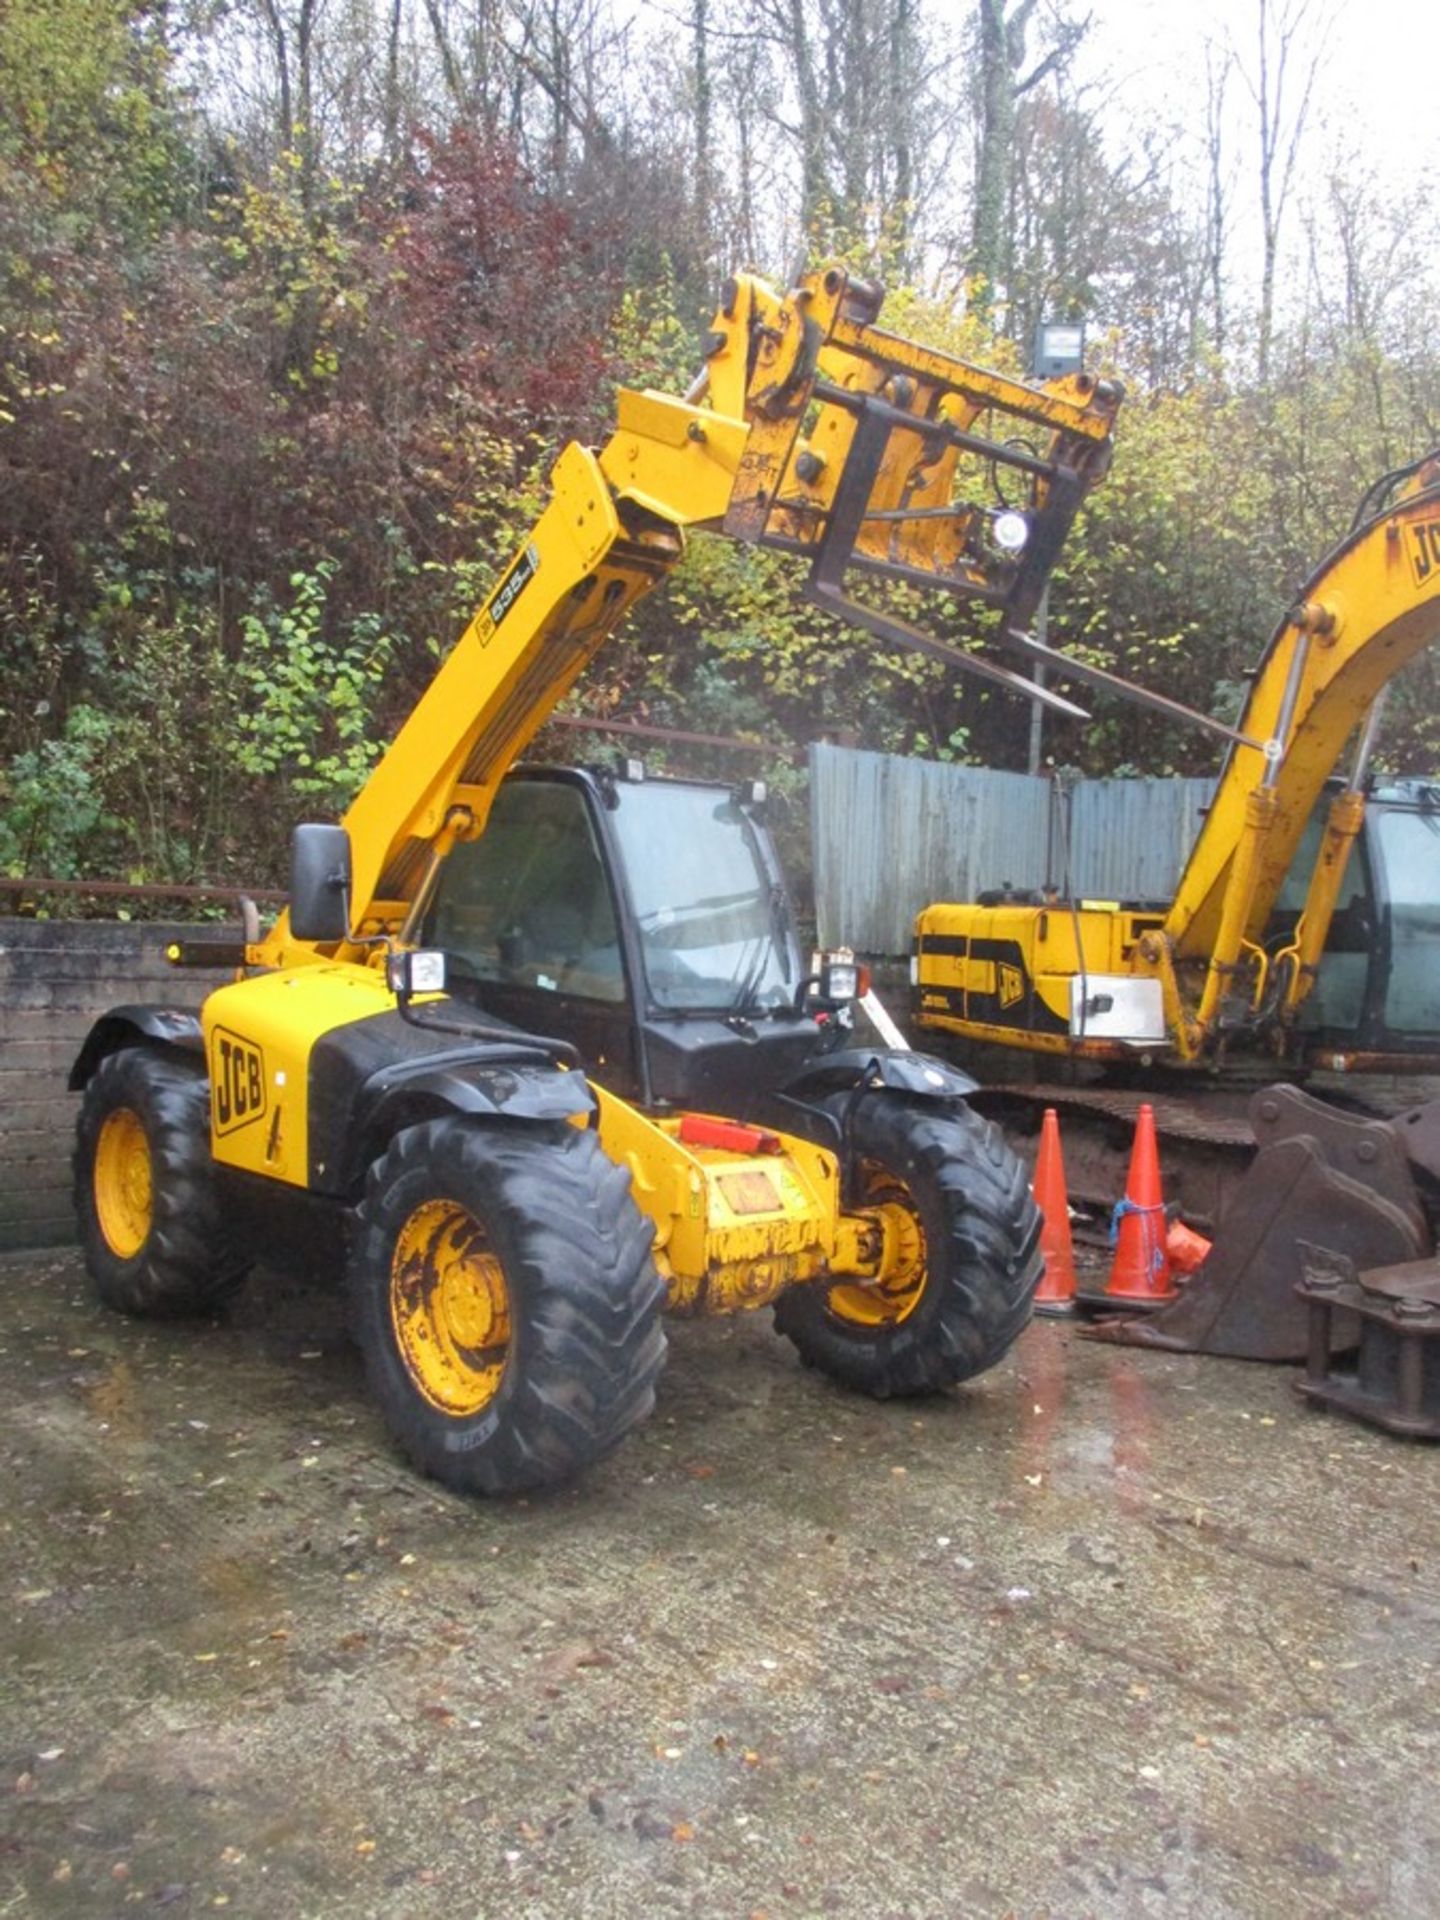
69 265 1122 1494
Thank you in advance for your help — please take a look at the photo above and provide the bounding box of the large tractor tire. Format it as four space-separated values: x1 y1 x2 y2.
350 1117 666 1496
74 1048 251 1317
774 1093 1041 1397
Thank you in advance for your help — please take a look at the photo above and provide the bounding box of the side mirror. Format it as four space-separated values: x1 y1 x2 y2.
289 824 352 943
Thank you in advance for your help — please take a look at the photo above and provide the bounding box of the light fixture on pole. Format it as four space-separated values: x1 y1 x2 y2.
1026 320 1085 774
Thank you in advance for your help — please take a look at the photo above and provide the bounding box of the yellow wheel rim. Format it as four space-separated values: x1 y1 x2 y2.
94 1107 154 1260
827 1162 929 1328
389 1198 511 1416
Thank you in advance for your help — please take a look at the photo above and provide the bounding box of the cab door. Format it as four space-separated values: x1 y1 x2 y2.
423 773 644 1098
1367 801 1440 1046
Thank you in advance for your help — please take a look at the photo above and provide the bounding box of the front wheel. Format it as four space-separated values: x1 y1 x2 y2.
349 1117 665 1496
774 1094 1041 1397
74 1047 250 1317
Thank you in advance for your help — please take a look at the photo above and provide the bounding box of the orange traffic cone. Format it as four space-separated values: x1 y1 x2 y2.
1031 1107 1077 1315
1099 1104 1177 1307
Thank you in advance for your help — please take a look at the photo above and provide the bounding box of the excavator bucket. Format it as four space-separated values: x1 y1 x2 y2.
1081 1086 1434 1361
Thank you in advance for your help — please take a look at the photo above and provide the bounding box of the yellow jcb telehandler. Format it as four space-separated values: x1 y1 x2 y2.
68 266 1122 1494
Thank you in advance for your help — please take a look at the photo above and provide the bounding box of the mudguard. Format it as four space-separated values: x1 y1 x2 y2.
328 1048 595 1195
780 1047 979 1104
69 1006 204 1091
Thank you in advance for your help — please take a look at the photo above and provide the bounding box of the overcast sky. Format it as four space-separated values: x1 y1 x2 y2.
1079 0 1439 182
1058 0 1439 320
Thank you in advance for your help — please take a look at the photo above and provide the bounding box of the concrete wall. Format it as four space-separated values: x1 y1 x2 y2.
0 920 235 1252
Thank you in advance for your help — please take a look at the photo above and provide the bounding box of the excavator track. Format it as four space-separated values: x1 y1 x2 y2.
969 1083 1255 1235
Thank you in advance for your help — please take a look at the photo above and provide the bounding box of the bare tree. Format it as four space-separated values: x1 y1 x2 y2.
1238 0 1331 382
1202 38 1233 356
970 0 1088 309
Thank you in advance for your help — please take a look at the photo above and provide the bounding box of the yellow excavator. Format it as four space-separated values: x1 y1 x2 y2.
66 265 1125 1495
913 452 1440 1360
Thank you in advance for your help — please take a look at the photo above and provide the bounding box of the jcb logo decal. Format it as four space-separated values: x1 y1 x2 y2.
212 1028 267 1135
1410 520 1440 587
998 963 1024 1009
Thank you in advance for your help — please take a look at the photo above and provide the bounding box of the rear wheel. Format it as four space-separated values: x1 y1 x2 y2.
350 1117 665 1496
774 1093 1040 1396
74 1048 250 1316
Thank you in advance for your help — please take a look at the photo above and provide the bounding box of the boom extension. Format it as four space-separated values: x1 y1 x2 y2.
259 266 1123 957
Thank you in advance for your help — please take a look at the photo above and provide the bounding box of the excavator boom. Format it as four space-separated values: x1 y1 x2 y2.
1174 454 1440 961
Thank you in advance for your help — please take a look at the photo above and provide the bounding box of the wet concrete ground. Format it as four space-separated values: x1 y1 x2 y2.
3 1249 1439 1919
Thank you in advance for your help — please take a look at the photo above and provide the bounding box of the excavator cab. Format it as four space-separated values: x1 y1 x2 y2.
1273 779 1440 1063
1348 783 1440 1050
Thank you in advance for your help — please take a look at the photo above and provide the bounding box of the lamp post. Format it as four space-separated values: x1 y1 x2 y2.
1026 319 1085 776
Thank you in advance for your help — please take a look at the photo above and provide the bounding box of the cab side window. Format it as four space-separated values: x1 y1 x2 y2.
428 783 626 1003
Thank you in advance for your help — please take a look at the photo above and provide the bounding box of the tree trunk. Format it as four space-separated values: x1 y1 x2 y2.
971 0 1016 305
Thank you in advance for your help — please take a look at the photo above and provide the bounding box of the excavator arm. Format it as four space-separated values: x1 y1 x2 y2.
254 265 1122 966
1156 453 1440 1052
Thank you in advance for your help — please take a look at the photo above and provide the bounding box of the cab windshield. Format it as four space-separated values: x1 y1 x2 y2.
1372 803 1440 1034
609 783 797 1013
